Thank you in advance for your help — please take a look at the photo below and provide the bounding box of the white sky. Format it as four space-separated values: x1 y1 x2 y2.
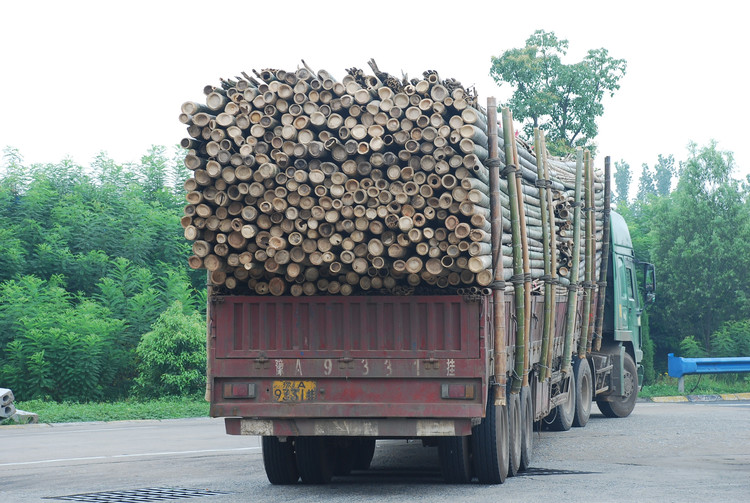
2 0 748 188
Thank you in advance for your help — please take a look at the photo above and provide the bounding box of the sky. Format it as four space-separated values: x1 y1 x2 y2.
2 0 748 189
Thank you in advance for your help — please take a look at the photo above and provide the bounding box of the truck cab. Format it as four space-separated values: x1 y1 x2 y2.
594 210 655 415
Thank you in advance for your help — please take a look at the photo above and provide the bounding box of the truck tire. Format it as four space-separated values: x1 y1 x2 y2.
597 352 638 418
295 436 334 484
572 357 593 427
548 375 576 431
519 386 534 471
351 437 376 470
507 392 522 477
261 436 299 485
471 393 509 484
438 436 473 483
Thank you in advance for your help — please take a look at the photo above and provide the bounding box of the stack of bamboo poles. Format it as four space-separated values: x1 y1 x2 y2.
179 62 604 296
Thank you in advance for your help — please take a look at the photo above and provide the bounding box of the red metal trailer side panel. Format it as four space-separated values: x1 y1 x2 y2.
209 294 490 425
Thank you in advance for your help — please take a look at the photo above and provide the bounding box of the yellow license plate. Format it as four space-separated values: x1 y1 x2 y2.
272 380 317 402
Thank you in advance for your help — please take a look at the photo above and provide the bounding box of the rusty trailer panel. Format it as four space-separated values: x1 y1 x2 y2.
211 294 485 359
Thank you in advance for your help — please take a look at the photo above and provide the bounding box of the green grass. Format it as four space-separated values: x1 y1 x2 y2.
639 374 750 398
11 395 209 424
8 376 749 425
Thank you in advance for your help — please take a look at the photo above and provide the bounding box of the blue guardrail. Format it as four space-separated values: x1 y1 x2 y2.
668 353 750 392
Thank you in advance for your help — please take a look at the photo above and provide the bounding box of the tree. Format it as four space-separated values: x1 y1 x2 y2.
654 154 675 196
648 141 750 357
636 164 656 201
613 159 631 206
133 301 206 398
490 30 627 155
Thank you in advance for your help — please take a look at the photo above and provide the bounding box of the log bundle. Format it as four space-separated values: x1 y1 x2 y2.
179 62 604 296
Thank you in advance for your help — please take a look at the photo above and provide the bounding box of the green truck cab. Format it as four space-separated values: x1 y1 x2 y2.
595 210 655 417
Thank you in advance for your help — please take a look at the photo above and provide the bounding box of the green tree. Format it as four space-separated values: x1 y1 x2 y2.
648 141 750 357
134 301 206 398
0 288 126 401
636 164 656 201
613 159 631 206
654 154 675 196
490 30 627 155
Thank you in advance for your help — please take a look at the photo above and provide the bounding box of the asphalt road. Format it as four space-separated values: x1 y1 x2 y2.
2 401 749 503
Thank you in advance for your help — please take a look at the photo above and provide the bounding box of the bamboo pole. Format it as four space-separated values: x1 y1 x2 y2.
578 151 594 358
593 156 612 352
486 98 507 406
501 108 525 395
543 134 557 378
562 149 584 374
534 129 552 382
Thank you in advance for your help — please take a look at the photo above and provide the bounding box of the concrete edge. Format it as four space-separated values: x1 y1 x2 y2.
645 392 750 403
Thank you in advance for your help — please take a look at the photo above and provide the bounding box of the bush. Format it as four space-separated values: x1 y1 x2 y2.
0 298 126 402
133 301 206 398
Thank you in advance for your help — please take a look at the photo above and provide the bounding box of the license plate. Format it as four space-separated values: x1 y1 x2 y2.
272 380 317 402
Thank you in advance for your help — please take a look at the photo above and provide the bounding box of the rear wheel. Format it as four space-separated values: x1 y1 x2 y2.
472 390 509 484
295 436 334 484
548 374 576 431
572 357 593 427
262 436 299 485
597 352 638 418
438 436 473 483
519 386 534 470
507 392 522 477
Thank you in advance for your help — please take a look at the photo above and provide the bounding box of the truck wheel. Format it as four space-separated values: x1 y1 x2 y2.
519 386 534 471
261 436 299 485
471 393 509 484
295 436 334 484
572 357 593 427
438 436 473 483
507 392 522 477
597 352 638 418
351 437 376 470
548 375 576 431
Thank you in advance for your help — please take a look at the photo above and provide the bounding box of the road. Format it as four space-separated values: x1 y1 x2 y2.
2 401 749 502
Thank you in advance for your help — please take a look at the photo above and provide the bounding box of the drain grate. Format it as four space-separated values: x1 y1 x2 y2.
518 467 599 477
47 487 229 502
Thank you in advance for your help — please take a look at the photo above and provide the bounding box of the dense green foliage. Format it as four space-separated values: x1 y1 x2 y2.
0 146 206 402
134 301 207 398
618 141 750 376
490 30 627 155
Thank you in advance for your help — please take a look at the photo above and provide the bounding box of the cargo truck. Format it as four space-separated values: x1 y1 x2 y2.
199 126 655 486
181 67 655 484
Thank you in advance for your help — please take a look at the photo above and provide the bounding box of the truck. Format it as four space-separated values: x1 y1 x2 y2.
181 66 656 484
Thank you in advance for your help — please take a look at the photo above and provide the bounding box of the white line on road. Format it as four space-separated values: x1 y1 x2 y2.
0 446 261 467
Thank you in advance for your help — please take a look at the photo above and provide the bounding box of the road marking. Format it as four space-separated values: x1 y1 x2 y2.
0 446 261 467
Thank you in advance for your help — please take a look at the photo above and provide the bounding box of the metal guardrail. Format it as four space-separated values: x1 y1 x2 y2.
668 353 750 392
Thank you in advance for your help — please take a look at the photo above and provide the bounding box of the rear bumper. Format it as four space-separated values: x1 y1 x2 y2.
226 417 476 437
210 377 486 419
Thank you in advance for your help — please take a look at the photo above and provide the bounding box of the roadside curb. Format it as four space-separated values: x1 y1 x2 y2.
647 392 750 403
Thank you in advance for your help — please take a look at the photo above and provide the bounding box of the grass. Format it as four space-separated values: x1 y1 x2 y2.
7 375 750 425
10 395 209 424
639 373 750 398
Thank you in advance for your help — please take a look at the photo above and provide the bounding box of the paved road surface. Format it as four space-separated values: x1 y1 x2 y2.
2 401 749 502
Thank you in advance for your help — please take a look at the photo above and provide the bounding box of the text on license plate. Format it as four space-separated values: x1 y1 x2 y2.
272 380 317 402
